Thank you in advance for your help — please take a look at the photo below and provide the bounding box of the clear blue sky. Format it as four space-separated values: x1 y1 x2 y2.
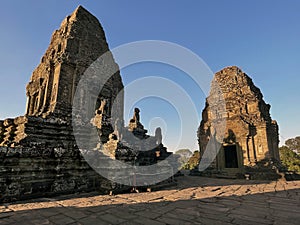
0 0 299 151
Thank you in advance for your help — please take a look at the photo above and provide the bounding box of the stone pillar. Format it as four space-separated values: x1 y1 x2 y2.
29 94 37 115
247 135 256 164
251 135 257 162
41 77 50 113
246 136 251 163
25 96 31 115
36 86 45 114
0 121 4 143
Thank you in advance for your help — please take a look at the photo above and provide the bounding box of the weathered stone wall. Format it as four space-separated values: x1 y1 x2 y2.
0 6 125 202
0 146 114 202
198 66 280 178
0 6 177 202
0 6 124 148
25 6 122 120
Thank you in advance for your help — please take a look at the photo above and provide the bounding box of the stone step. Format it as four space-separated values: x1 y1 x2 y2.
215 174 237 179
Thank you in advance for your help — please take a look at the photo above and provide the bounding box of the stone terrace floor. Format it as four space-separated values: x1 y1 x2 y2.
0 176 299 225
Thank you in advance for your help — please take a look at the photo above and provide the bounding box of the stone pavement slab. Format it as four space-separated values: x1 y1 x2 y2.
0 176 299 225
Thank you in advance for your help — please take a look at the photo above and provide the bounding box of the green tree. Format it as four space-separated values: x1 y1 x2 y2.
182 150 200 170
175 149 192 168
279 146 300 173
285 136 300 154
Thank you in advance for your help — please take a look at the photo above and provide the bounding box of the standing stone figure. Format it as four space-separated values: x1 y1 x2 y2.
114 118 123 141
133 108 140 123
99 99 107 114
93 99 107 129
155 127 162 145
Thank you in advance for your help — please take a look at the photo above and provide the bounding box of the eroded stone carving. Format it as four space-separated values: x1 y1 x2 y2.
0 6 175 202
155 127 162 145
0 6 125 202
197 66 281 179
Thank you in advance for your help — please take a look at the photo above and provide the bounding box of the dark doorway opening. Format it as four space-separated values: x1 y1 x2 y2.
224 145 238 168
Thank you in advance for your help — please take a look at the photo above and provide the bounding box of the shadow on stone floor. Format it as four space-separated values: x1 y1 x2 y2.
1 178 299 225
1 176 275 205
0 175 278 206
175 175 273 188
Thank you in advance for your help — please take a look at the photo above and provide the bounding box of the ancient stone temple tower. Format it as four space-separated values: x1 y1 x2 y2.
0 6 124 147
198 66 280 178
0 6 174 202
25 6 123 120
0 6 125 201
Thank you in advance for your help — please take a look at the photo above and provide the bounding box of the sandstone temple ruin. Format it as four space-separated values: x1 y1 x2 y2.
0 6 283 203
198 66 280 179
0 6 175 202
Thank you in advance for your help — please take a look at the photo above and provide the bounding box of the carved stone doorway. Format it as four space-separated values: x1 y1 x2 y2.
224 144 239 168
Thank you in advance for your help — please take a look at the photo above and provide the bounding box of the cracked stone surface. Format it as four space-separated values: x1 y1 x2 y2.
0 176 299 225
197 66 281 179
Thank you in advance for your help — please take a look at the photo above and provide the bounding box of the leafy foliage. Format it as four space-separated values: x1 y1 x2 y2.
285 136 300 154
182 150 200 170
175 149 193 168
279 146 300 173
